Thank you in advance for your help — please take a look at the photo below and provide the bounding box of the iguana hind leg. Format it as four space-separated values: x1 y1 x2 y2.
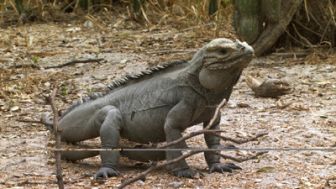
58 105 119 161
59 105 124 178
95 105 123 178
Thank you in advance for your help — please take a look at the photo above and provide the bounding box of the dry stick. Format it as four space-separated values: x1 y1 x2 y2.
145 49 196 55
49 88 64 189
292 24 314 47
272 52 309 58
118 99 227 188
209 132 267 145
117 151 203 189
320 18 332 43
293 20 322 37
215 151 267 163
9 58 104 69
49 129 267 153
52 147 274 153
9 63 41 69
44 58 105 69
16 118 43 124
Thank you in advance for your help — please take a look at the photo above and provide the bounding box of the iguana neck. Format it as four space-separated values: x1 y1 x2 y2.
179 70 236 106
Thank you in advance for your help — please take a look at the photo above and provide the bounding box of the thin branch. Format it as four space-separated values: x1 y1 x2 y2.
145 49 196 55
51 147 335 153
272 52 309 58
117 150 267 188
49 87 64 189
16 118 42 124
158 129 223 149
9 63 41 69
44 58 105 69
292 24 314 47
118 151 203 189
215 151 267 163
205 98 227 130
210 132 268 144
293 20 322 37
8 58 105 69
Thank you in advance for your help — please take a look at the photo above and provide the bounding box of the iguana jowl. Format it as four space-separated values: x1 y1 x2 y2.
43 38 254 178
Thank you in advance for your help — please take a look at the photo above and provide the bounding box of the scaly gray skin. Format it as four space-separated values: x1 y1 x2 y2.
43 38 254 179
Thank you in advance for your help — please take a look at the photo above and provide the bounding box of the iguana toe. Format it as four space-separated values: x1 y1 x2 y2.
224 162 242 170
172 168 198 178
209 163 241 173
94 167 119 179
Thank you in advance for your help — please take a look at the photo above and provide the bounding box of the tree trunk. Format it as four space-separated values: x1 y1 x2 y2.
233 0 335 56
252 0 302 56
233 0 260 44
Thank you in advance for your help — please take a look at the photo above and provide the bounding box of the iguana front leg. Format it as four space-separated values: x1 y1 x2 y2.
204 115 242 173
95 105 123 179
164 101 197 178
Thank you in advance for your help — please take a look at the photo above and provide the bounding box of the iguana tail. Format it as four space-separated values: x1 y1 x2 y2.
41 113 54 131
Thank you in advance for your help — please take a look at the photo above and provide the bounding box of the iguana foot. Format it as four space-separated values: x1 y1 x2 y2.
172 167 198 178
94 167 119 179
209 163 242 173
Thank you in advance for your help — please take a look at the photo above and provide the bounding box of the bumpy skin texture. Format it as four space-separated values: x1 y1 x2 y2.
44 38 254 179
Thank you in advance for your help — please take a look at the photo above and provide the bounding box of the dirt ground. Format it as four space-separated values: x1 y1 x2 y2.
0 19 335 189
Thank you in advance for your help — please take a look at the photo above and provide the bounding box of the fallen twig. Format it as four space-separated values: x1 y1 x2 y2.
48 87 64 189
272 52 309 58
16 118 42 124
145 49 196 55
118 150 203 189
210 132 268 144
10 63 42 69
8 58 105 69
44 58 105 69
216 151 267 163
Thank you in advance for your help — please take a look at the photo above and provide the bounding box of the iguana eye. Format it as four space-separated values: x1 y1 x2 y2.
220 49 227 54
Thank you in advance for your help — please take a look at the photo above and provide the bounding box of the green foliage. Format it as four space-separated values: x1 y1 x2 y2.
31 56 39 64
0 0 235 25
132 0 145 17
209 0 218 16
233 0 260 43
14 0 24 14
78 0 91 11
261 0 281 23
60 85 69 96
209 0 232 16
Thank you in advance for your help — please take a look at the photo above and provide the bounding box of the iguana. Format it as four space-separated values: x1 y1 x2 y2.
43 38 254 179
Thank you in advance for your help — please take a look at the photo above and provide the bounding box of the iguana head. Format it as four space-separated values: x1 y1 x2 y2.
189 38 254 91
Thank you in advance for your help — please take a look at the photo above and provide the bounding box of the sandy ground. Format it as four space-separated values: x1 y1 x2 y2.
0 22 335 188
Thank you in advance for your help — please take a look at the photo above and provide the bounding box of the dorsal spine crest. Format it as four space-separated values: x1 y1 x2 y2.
61 60 187 117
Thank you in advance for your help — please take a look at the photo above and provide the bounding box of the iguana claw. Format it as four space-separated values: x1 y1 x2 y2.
209 162 242 173
94 167 119 179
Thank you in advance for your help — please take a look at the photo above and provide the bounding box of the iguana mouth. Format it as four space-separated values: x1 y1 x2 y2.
204 52 253 70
